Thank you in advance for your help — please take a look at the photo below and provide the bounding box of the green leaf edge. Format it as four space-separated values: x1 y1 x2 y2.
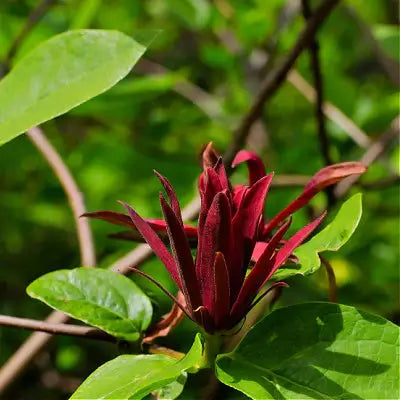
26 267 152 341
273 193 363 280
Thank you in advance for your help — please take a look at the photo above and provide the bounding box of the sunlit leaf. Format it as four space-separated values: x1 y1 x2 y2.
27 268 152 341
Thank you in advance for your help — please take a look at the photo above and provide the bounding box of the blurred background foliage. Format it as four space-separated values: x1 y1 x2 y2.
0 0 398 399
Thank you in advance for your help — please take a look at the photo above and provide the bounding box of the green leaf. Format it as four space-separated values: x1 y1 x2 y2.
70 333 204 399
0 29 155 146
153 374 187 400
27 268 152 341
216 302 399 400
273 193 363 280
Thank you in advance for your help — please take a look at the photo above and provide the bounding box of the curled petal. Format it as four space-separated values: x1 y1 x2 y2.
201 142 219 170
232 150 266 185
263 162 366 236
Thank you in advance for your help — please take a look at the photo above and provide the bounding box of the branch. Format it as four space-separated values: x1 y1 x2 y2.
224 0 340 166
302 0 333 166
334 116 400 197
287 70 371 148
0 0 57 77
0 315 184 359
0 315 114 342
27 127 96 268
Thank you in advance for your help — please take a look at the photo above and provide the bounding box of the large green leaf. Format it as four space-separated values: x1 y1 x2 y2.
70 333 204 399
27 268 152 341
273 193 363 280
216 302 399 400
0 29 155 146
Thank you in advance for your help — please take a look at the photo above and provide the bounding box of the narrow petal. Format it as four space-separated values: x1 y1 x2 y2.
160 195 202 312
230 218 292 318
120 201 181 288
213 252 230 328
263 162 366 236
232 150 266 185
196 192 232 306
83 211 198 240
154 171 183 223
264 212 326 283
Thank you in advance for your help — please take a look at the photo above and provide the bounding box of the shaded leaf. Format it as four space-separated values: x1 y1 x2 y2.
216 302 399 400
27 268 152 341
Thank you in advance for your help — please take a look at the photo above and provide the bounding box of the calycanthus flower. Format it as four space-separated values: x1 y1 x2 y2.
85 144 366 334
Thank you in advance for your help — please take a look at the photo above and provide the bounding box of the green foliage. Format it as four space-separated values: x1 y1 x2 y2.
274 193 363 280
216 302 399 400
70 333 204 399
27 268 152 341
0 29 154 146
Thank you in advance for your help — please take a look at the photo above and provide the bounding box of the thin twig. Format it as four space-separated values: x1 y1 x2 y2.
0 315 184 358
27 127 96 267
334 116 400 197
360 175 400 190
0 315 115 342
0 0 57 77
320 255 337 303
224 0 340 166
287 70 371 148
301 0 333 167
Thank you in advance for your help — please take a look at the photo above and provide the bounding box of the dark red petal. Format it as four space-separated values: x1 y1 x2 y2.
230 218 292 318
214 157 232 193
154 171 183 224
213 252 230 328
232 150 266 185
232 185 247 211
196 192 232 305
201 142 219 170
120 201 181 288
264 212 326 283
160 195 202 313
263 162 366 236
82 210 136 228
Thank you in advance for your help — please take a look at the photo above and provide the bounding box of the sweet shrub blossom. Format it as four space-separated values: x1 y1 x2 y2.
85 144 366 333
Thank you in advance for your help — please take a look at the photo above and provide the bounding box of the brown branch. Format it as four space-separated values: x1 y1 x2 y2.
334 116 400 197
360 175 400 190
287 70 372 148
301 0 333 167
224 0 340 166
320 255 337 303
27 127 96 268
0 315 115 342
0 0 57 78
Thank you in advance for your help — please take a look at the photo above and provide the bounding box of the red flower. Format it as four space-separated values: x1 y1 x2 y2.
85 144 366 333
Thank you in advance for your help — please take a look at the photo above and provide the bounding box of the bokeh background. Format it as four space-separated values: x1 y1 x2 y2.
0 1 399 399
